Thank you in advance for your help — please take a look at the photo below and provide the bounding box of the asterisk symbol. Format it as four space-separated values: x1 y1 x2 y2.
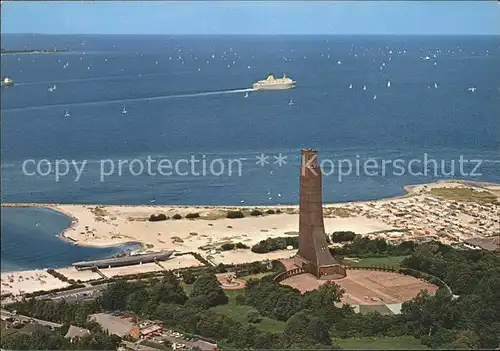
256 153 269 167
273 153 288 167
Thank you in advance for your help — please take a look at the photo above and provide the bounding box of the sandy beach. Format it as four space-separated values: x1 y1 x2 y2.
50 205 391 251
3 180 498 252
1 180 498 295
1 270 70 296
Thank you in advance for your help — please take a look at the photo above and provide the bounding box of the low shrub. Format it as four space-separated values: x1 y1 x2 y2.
221 243 235 251
235 242 250 249
185 213 200 219
182 272 196 285
215 263 228 273
172 214 182 220
330 231 357 243
250 209 263 216
251 236 299 253
24 283 86 298
265 209 275 215
148 214 168 222
46 269 69 282
247 311 263 324
227 210 244 219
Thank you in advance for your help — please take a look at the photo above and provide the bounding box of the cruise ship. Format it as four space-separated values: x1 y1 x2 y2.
1 77 14 87
252 73 295 90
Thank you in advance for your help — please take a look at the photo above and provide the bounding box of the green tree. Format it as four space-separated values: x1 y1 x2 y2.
100 279 134 311
284 309 332 346
150 271 188 305
189 273 228 308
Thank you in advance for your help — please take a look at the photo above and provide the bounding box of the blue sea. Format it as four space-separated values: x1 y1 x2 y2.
0 207 141 271
1 34 499 270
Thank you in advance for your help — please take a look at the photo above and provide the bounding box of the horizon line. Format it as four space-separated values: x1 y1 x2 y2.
3 33 500 36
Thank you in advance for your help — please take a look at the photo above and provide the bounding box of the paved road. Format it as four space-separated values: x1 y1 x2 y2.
2 284 107 307
122 340 162 351
1 309 62 328
41 285 107 303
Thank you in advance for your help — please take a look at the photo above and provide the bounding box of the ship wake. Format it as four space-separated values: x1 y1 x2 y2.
2 88 258 113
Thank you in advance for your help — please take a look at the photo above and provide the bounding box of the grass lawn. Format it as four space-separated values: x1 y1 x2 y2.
240 272 273 281
181 282 193 295
210 290 286 333
331 336 428 350
345 256 409 268
429 187 497 204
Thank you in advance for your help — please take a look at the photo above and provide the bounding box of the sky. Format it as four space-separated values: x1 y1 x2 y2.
1 1 499 35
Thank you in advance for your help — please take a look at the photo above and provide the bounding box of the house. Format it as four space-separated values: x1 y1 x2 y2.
463 237 499 251
139 324 162 338
65 325 91 341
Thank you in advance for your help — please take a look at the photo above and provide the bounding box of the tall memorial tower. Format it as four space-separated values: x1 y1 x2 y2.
294 149 347 280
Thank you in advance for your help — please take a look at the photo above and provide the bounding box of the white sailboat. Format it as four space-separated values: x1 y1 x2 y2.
434 83 438 89
363 85 367 91
244 92 249 99
64 110 70 117
349 84 353 89
288 99 294 106
387 81 391 88
122 106 127 114
373 95 377 100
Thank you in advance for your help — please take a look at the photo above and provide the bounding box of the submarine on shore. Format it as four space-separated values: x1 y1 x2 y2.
72 250 174 270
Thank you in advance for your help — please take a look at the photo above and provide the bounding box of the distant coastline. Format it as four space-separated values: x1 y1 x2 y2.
1 48 70 55
2 179 499 210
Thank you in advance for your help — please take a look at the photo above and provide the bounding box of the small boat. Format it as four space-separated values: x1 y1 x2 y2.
467 87 477 92
1 77 15 87
434 83 438 89
387 81 391 88
122 106 127 114
373 95 377 100
363 85 367 91
288 99 294 106
244 92 249 99
64 110 70 117
349 84 352 89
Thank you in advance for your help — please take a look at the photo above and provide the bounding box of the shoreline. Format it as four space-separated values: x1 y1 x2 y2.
0 179 498 287
1 50 71 55
1 179 498 264
2 178 499 211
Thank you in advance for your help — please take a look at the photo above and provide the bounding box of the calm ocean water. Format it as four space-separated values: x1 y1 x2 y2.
1 34 499 269
0 207 140 271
